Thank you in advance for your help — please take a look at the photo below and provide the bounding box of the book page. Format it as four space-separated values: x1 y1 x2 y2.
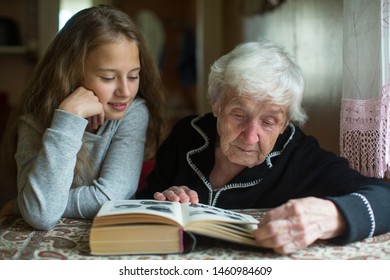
180 202 259 226
95 200 185 226
189 222 260 247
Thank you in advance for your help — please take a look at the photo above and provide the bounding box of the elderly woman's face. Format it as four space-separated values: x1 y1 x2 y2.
213 93 288 168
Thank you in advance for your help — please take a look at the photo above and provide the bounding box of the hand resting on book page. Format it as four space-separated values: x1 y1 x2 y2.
253 197 346 255
154 186 199 204
154 188 346 255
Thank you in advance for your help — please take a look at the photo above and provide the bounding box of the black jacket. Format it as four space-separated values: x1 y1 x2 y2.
138 113 390 245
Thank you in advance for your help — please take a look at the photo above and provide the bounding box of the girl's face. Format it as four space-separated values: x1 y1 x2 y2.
212 91 288 168
82 39 140 120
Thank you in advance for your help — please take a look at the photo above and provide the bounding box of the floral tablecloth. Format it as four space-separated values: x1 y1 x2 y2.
1 211 390 260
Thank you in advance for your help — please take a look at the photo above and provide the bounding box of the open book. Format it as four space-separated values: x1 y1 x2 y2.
89 199 262 255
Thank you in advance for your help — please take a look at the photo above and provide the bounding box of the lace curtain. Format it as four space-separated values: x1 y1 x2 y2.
340 0 390 178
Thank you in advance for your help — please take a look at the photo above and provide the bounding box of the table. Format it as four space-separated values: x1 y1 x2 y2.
1 210 390 260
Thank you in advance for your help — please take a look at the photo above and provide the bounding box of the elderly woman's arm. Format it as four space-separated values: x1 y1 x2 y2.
253 197 346 254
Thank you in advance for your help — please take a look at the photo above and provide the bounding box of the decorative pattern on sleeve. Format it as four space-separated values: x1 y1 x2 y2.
351 192 376 238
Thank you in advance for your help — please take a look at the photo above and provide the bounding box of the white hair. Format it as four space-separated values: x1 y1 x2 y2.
207 40 307 126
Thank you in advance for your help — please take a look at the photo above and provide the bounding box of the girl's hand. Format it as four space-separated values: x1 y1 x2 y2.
154 186 199 204
59 87 105 129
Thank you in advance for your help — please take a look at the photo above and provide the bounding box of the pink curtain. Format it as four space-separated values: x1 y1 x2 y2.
340 0 390 178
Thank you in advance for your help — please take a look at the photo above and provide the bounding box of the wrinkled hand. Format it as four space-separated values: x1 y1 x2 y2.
59 87 105 130
154 186 199 204
253 197 346 255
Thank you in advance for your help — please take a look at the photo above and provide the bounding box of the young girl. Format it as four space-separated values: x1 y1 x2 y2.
0 5 165 230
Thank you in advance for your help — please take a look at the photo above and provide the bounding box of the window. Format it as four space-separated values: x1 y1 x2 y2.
59 0 92 30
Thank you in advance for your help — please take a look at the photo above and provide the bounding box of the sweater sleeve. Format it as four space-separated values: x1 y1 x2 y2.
15 100 148 229
327 182 390 245
15 110 87 230
63 99 148 219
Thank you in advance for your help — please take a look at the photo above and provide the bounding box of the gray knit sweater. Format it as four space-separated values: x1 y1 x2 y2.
14 98 148 230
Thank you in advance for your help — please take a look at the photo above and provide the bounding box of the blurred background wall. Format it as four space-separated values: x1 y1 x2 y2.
0 0 343 154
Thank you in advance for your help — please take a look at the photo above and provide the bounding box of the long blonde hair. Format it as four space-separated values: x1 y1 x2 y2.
1 5 166 194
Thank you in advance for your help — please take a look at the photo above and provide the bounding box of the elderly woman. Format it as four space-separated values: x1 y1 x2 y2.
137 40 390 254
